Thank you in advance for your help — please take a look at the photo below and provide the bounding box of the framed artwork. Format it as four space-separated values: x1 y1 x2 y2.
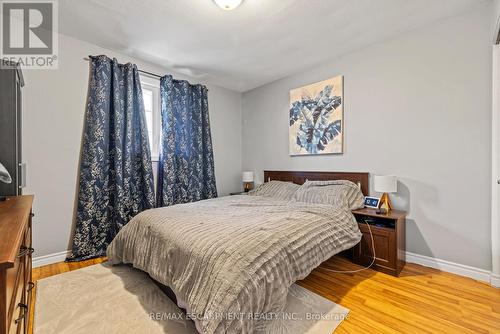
289 75 343 155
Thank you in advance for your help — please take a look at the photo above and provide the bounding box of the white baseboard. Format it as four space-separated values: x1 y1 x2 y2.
32 250 70 268
405 251 497 285
491 273 500 288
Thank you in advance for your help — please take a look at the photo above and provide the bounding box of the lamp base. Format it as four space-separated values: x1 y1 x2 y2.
377 193 393 213
243 182 254 192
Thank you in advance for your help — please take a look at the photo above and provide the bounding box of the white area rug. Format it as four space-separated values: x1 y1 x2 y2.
34 263 348 334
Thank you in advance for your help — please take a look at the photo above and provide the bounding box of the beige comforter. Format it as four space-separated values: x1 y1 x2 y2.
106 195 361 333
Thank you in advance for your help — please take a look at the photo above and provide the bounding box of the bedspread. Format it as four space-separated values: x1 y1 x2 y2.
107 195 361 333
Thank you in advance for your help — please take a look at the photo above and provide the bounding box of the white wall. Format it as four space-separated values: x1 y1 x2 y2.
23 33 242 258
242 3 492 270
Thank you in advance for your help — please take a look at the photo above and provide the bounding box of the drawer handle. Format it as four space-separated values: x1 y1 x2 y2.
14 313 24 324
14 303 28 324
30 212 35 218
17 248 28 258
18 246 33 257
27 282 35 292
18 246 34 257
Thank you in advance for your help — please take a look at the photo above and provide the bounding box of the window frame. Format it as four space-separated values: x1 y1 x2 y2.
140 75 161 161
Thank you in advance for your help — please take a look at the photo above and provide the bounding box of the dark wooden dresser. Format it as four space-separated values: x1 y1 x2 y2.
0 196 33 334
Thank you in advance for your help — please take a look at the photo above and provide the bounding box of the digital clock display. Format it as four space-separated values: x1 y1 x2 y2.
364 197 380 208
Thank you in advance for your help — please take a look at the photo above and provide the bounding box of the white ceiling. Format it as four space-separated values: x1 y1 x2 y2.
59 0 487 92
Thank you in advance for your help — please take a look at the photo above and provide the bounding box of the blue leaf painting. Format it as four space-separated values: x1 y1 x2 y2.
289 76 343 155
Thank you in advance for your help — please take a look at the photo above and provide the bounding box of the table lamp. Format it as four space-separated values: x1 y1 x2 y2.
0 162 12 201
242 171 254 192
374 175 397 213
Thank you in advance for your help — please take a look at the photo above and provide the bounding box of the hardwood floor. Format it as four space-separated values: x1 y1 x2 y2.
29 256 500 333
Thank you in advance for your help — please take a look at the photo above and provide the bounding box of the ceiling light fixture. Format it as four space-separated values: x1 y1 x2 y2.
213 0 243 11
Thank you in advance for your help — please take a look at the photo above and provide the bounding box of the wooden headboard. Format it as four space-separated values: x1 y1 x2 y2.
263 170 369 196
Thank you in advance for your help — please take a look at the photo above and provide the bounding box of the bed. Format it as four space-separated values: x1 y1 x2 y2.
107 170 369 334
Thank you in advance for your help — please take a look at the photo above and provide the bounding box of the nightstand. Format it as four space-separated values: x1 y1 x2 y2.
351 208 406 277
230 191 249 195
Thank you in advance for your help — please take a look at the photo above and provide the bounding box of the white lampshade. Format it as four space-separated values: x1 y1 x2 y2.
242 171 254 182
374 175 397 193
213 0 243 11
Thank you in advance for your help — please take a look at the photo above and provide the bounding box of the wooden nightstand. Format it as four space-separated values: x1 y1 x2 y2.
351 208 406 277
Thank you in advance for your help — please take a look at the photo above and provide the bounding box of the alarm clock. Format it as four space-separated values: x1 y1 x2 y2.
364 196 380 209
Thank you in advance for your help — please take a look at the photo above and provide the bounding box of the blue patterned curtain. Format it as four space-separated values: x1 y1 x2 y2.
68 55 155 261
157 75 217 206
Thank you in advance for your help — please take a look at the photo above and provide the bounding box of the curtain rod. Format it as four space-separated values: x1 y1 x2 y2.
83 57 163 79
82 56 209 91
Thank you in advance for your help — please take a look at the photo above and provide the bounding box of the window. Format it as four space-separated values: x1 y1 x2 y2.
141 76 161 160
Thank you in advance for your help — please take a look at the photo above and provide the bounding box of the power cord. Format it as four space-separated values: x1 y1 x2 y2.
319 219 376 274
